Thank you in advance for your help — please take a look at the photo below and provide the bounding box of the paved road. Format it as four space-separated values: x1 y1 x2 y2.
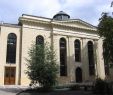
0 85 28 95
0 88 18 95
0 86 93 95
17 90 93 95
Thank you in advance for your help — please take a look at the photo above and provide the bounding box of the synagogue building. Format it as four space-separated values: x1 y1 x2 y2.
0 11 112 85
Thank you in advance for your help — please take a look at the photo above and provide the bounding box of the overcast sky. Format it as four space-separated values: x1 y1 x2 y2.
0 0 113 26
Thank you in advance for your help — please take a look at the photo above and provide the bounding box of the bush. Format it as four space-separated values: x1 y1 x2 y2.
26 43 58 89
93 78 113 95
36 87 53 92
24 87 53 93
70 85 80 90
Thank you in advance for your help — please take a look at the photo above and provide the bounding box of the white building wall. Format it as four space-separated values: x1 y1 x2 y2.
0 15 108 85
20 24 51 85
0 25 20 85
96 38 105 79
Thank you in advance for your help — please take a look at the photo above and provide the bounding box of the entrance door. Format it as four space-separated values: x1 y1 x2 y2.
4 67 16 85
76 67 82 83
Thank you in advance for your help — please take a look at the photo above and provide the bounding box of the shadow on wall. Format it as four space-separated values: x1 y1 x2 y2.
66 39 98 84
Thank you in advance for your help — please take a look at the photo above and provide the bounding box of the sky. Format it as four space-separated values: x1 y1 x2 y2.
0 0 113 26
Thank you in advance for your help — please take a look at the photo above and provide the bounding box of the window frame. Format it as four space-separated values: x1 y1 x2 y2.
60 38 67 76
36 35 44 45
87 41 95 76
74 39 81 62
6 33 17 63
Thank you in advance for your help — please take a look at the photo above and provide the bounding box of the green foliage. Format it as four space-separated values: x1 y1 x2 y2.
26 42 58 89
93 78 113 95
98 13 113 64
70 85 80 90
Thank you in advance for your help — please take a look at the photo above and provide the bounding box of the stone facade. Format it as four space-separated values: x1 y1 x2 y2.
0 12 111 86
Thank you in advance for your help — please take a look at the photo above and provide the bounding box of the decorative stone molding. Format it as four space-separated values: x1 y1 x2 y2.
19 14 97 32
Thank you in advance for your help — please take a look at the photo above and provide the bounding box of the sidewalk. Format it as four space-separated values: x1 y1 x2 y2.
0 85 28 95
0 85 94 95
17 90 93 95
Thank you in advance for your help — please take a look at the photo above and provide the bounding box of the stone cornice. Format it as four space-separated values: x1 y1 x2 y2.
22 14 51 21
0 23 20 28
53 19 96 29
53 32 99 40
19 15 97 32
51 22 97 32
19 17 50 25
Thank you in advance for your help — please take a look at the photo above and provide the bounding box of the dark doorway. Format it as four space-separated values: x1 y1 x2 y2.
4 67 16 85
76 67 82 83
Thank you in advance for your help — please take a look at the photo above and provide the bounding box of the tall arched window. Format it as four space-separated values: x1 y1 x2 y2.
6 33 17 63
88 41 95 75
60 38 67 76
36 35 44 45
74 39 81 62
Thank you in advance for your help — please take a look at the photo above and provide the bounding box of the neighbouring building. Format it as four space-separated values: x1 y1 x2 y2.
0 11 112 85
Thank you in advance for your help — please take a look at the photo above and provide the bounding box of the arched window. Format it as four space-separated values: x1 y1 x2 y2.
60 38 67 76
36 35 44 45
74 39 81 62
88 41 95 75
6 33 17 63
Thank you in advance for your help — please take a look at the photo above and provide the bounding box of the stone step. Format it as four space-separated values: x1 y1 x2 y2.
0 85 29 90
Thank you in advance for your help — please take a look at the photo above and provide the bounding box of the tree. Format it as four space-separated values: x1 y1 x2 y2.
98 13 113 65
26 42 58 88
